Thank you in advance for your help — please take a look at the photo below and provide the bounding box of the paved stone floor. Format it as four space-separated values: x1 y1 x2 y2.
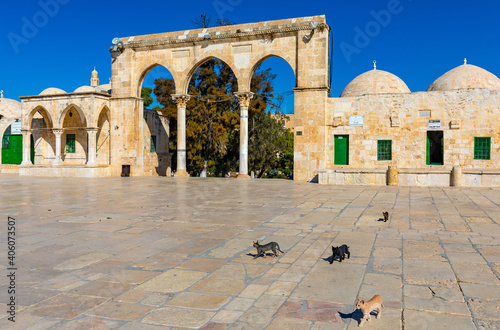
0 175 499 329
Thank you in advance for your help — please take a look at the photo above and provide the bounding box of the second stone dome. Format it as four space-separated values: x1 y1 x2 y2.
341 68 410 97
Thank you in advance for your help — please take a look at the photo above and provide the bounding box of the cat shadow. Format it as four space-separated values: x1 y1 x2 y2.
339 309 363 324
322 256 334 263
247 252 276 258
377 217 387 222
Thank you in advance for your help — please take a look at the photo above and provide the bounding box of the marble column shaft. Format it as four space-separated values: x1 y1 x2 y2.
53 129 63 165
21 129 32 165
87 128 98 165
171 94 191 177
235 92 254 177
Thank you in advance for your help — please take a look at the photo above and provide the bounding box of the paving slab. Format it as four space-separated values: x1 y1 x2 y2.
1 176 500 329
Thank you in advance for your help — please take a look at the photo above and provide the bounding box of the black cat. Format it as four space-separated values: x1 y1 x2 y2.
382 211 389 222
330 244 350 263
253 240 284 258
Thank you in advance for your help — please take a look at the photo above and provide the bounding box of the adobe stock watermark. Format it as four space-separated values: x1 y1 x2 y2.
340 0 408 63
212 0 243 20
7 0 70 54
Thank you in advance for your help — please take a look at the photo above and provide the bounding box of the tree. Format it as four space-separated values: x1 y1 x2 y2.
248 111 290 178
141 87 154 108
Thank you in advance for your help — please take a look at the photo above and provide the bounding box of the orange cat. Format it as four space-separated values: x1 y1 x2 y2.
355 295 384 327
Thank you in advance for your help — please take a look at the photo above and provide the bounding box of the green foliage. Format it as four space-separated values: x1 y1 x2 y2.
248 112 291 178
141 87 154 108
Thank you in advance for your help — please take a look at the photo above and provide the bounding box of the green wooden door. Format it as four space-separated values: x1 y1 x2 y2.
2 135 23 165
334 135 349 165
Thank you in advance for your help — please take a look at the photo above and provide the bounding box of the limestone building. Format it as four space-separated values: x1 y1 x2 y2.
7 15 500 186
320 60 500 187
17 69 169 177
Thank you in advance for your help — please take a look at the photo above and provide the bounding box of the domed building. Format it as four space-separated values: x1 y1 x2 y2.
319 60 500 187
17 68 170 177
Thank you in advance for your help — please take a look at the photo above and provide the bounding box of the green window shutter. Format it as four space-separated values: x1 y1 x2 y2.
66 134 76 153
474 137 491 160
2 135 10 149
377 140 392 161
150 135 156 153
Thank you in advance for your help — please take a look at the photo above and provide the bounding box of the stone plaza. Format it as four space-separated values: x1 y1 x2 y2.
1 175 499 329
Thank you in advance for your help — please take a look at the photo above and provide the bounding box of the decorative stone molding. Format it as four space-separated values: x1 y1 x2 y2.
234 92 254 108
171 94 191 108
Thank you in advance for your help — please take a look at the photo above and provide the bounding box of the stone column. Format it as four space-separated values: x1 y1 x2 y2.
86 128 98 166
171 94 191 177
235 92 254 179
53 129 63 165
21 129 32 165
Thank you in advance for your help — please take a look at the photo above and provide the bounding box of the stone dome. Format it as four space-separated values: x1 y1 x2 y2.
427 63 500 92
0 98 22 118
73 85 96 93
39 87 66 95
341 68 410 97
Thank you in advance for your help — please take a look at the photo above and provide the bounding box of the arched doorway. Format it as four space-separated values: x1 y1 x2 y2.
28 107 54 165
138 64 175 176
96 106 111 166
60 105 88 165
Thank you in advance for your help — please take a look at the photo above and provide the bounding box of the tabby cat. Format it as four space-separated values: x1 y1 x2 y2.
252 240 284 258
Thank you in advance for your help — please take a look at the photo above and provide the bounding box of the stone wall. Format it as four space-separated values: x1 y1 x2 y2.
326 89 500 170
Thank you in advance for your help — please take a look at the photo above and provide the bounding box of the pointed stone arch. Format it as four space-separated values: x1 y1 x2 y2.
59 104 88 128
245 53 296 92
25 106 53 130
181 55 241 94
136 63 179 98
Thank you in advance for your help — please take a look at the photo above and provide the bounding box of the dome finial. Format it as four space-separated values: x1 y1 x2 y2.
0 90 3 99
373 60 377 70
464 58 467 65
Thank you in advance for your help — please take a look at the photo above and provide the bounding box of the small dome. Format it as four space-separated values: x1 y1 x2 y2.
39 87 66 95
0 98 22 119
98 84 110 90
73 85 96 93
341 69 410 97
427 63 500 91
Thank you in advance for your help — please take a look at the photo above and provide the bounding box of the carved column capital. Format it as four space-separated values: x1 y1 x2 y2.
235 92 254 108
21 129 32 135
171 94 191 108
52 128 63 136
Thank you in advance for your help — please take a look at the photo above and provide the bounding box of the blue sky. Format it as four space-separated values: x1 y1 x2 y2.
1 0 499 114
